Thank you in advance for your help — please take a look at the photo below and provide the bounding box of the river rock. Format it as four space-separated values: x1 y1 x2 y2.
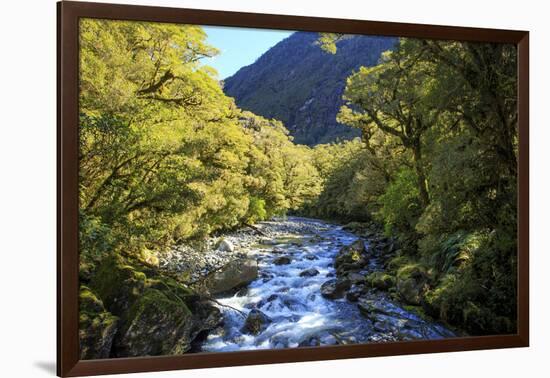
259 238 278 245
396 265 429 305
305 254 318 260
216 238 234 252
335 240 368 276
204 258 259 295
357 298 393 319
273 256 292 265
366 271 395 291
345 284 364 302
298 335 321 347
320 279 352 299
299 268 320 277
346 272 366 284
242 309 272 335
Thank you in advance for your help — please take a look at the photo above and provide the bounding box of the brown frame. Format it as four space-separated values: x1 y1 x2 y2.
57 1 530 376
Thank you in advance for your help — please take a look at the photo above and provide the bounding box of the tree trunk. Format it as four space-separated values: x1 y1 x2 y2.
412 143 430 207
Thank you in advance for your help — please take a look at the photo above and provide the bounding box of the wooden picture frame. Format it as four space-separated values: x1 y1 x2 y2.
57 1 529 376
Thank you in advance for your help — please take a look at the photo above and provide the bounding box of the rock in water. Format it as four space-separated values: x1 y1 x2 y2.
273 256 292 265
335 239 368 276
299 268 320 277
216 238 235 252
320 279 352 299
203 258 259 295
345 285 365 302
242 309 272 335
357 298 392 319
79 286 119 360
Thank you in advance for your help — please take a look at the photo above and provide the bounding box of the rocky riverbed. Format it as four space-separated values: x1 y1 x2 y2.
160 217 456 352
159 217 332 283
80 217 457 360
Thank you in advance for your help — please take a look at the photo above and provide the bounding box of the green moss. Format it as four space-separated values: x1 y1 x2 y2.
147 276 195 303
396 263 427 280
365 271 395 290
89 254 148 315
127 288 191 324
79 285 105 315
386 254 411 272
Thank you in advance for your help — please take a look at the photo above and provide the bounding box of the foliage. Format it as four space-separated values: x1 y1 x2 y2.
79 19 322 266
377 168 422 236
322 35 518 334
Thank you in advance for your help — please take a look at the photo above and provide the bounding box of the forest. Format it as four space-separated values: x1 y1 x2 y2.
78 19 518 358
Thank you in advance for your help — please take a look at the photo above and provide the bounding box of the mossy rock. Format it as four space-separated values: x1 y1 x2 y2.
365 272 395 291
90 254 147 316
242 309 272 335
335 239 367 273
115 288 191 357
115 288 221 357
87 253 223 357
79 286 119 360
147 275 197 302
396 264 429 305
342 222 368 233
385 254 411 273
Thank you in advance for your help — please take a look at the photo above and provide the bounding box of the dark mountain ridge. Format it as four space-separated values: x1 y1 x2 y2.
223 32 397 145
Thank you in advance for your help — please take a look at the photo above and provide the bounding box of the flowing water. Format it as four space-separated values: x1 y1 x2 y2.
201 217 454 352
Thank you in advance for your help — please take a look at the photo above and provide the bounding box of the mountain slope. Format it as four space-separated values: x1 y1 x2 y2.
223 32 397 145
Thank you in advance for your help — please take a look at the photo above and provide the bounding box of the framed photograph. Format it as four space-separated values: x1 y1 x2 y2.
57 1 529 376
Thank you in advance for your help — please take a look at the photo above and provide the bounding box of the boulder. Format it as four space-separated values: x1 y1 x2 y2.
115 289 222 357
79 286 119 360
357 298 393 319
216 238 234 252
366 272 395 291
346 272 366 284
90 254 148 316
345 284 365 302
299 268 320 277
298 335 321 347
203 258 258 295
396 265 429 305
241 309 272 335
335 240 368 276
87 254 222 358
273 256 292 265
320 279 352 299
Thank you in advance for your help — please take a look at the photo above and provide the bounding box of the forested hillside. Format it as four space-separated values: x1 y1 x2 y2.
223 32 397 145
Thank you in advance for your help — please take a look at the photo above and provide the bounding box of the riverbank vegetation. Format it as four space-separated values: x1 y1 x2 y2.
79 17 517 358
309 35 518 335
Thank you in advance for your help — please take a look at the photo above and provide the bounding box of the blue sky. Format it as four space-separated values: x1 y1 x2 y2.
202 26 293 79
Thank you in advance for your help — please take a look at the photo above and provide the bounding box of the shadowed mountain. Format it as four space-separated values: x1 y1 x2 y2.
223 32 397 145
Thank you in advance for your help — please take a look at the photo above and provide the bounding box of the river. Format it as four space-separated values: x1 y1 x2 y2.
201 217 454 352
